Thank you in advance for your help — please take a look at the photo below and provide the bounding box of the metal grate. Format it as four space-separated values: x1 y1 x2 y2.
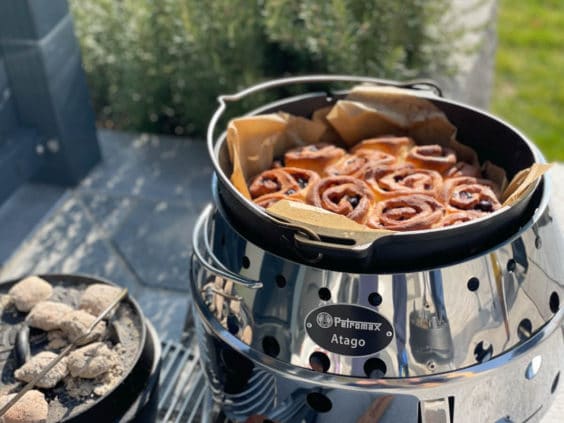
157 332 209 423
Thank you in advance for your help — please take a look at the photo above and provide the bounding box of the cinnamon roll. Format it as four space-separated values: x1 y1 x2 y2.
307 176 374 224
250 167 318 208
249 168 299 199
367 194 445 231
438 210 486 227
324 150 396 178
364 166 443 199
442 177 502 212
284 143 346 175
283 167 320 199
351 136 414 157
444 161 482 178
406 145 457 173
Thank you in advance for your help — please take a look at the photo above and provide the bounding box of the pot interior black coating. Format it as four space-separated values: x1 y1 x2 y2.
0 274 158 423
211 90 544 272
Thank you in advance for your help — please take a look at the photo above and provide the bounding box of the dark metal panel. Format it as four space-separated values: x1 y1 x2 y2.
0 3 101 186
0 58 19 134
0 128 44 204
0 0 69 41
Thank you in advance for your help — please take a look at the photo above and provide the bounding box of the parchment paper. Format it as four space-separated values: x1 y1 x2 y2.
226 84 549 237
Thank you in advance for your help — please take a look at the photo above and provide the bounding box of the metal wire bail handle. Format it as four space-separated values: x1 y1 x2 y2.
206 74 443 154
191 204 263 290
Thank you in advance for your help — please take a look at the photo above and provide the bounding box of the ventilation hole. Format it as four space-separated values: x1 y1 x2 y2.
474 341 493 363
306 392 332 413
318 288 331 301
242 256 250 269
262 336 280 358
220 234 226 246
426 360 437 371
275 274 286 288
549 292 560 314
219 349 254 392
535 236 542 249
525 356 542 380
551 372 560 394
368 292 382 306
309 352 330 373
517 318 533 341
264 420 275 423
467 277 480 292
506 259 516 272
364 358 387 378
226 314 239 335
448 396 455 422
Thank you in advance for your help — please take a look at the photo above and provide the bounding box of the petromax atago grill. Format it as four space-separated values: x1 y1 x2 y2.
189 76 564 422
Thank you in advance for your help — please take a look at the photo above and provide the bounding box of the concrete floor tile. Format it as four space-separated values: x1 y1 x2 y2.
112 199 196 291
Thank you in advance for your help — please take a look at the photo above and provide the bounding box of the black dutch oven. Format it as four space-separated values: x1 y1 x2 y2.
0 274 160 423
207 75 544 273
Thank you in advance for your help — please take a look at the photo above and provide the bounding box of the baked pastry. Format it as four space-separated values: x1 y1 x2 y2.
324 150 396 178
249 167 319 207
406 145 457 173
444 161 482 178
442 177 501 213
351 136 414 157
283 167 321 198
238 102 506 232
367 194 445 231
438 210 486 227
249 168 299 199
284 143 346 175
306 176 374 224
364 166 443 200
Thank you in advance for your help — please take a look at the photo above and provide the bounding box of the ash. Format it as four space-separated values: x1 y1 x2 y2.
0 278 143 423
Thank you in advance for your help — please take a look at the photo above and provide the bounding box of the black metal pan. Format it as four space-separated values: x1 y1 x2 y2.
0 273 159 423
207 75 544 272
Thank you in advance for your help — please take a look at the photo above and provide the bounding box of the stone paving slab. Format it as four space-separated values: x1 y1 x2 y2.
111 197 197 291
0 129 211 341
81 131 213 206
0 182 65 264
0 193 141 296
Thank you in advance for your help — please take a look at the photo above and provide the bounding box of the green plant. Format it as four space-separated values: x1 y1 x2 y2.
70 0 456 137
492 0 564 160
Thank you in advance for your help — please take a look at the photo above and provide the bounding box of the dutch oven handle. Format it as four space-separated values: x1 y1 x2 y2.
207 74 443 156
265 208 392 262
192 205 263 289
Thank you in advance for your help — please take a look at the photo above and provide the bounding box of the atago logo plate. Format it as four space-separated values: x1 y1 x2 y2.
305 304 394 356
